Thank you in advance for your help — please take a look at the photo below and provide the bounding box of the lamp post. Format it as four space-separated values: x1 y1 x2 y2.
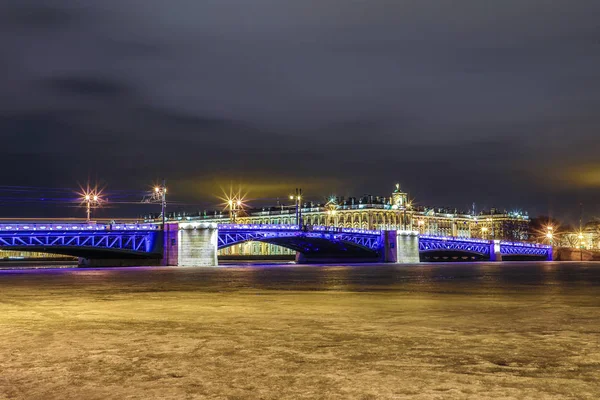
325 197 339 228
227 198 242 223
81 188 102 222
578 231 585 261
289 188 302 226
546 226 554 246
84 193 99 222
153 181 167 228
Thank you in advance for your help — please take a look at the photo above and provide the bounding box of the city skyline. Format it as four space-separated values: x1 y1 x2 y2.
0 180 545 221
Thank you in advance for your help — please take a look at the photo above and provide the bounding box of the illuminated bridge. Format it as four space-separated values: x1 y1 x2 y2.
0 221 552 266
214 224 386 263
419 235 552 261
0 223 162 264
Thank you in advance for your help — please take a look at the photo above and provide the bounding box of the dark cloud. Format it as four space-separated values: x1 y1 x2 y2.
40 76 132 98
1 3 79 30
0 0 599 220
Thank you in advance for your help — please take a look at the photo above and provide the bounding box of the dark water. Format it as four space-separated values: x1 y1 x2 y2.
1 261 600 293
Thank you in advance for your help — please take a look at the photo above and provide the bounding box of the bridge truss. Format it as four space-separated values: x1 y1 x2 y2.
419 236 491 256
0 224 159 254
216 224 382 251
499 241 550 257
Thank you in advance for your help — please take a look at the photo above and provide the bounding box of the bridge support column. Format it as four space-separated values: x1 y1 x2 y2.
489 241 502 261
381 230 397 262
380 230 420 263
177 223 218 267
396 231 420 263
162 223 179 266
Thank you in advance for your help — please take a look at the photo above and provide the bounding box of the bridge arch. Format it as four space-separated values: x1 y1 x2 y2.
419 236 491 262
217 226 383 262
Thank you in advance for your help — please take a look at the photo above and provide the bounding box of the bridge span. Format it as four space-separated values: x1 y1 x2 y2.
0 221 552 266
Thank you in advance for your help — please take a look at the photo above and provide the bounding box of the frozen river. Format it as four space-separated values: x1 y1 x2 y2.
1 262 599 399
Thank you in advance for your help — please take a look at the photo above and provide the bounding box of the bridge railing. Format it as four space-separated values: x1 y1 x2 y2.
419 235 490 244
216 224 381 236
0 223 160 232
498 240 551 249
217 224 300 230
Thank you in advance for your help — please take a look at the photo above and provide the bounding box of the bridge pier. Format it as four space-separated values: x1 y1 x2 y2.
380 231 397 262
381 230 419 263
173 223 219 267
489 241 503 262
162 223 179 266
396 231 420 263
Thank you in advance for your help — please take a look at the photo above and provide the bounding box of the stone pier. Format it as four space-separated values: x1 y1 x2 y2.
170 223 218 267
380 230 420 264
396 231 420 263
489 240 503 262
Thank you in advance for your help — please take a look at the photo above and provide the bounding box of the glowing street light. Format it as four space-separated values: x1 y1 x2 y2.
153 181 167 227
226 196 243 223
325 196 339 227
290 188 303 226
546 225 554 245
81 189 102 222
401 201 413 230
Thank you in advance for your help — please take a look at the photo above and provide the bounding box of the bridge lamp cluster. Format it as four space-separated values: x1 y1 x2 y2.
546 225 554 240
228 199 242 207
578 231 585 249
290 188 303 226
226 197 244 223
80 189 103 222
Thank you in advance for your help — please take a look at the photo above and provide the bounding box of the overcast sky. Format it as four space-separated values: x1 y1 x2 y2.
1 0 599 220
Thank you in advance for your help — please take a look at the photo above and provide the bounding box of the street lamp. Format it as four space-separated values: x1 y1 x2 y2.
326 209 337 227
227 197 243 223
401 202 412 231
546 225 554 245
82 190 101 222
290 188 302 226
325 196 339 228
152 181 167 228
578 231 585 261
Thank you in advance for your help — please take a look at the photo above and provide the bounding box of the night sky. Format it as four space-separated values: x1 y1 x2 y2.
1 1 599 220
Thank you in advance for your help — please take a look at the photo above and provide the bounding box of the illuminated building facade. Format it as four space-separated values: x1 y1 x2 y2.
152 184 530 257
